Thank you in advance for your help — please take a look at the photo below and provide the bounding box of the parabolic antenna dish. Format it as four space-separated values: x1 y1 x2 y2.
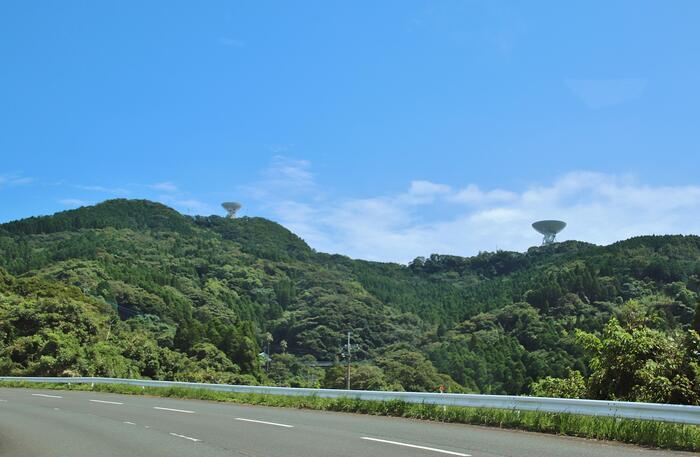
532 220 566 245
222 202 242 218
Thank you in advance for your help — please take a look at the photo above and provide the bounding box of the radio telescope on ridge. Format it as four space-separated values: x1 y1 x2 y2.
222 202 242 218
532 220 566 245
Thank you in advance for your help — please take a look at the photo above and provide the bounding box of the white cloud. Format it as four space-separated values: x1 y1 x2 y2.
241 156 317 200
405 180 452 204
265 156 314 187
219 37 244 47
159 196 217 215
248 161 700 263
266 200 330 248
469 207 525 224
267 144 293 154
76 185 130 195
0 173 33 188
409 180 451 196
68 180 219 216
149 182 178 192
58 198 87 207
449 184 517 205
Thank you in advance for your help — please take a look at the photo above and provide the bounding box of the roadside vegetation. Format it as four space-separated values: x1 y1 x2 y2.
1 380 698 452
1 200 699 405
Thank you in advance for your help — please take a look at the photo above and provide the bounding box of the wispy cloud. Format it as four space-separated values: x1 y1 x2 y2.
76 184 130 195
0 173 34 188
409 180 451 197
218 36 244 47
264 156 314 187
400 180 452 205
448 184 517 205
158 195 217 215
64 180 216 216
566 78 647 109
149 182 178 192
247 160 700 263
241 156 317 200
58 198 87 207
267 144 294 154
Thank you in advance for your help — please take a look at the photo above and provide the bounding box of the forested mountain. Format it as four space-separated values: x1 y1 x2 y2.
1 199 699 404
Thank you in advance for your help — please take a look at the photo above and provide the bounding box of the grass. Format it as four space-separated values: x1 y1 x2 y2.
2 380 698 452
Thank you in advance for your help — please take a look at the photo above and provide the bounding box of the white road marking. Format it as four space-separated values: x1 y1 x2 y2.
361 437 471 457
123 421 136 425
154 406 195 414
90 399 124 405
53 408 60 411
0 399 6 402
32 394 63 399
234 417 294 428
169 432 200 442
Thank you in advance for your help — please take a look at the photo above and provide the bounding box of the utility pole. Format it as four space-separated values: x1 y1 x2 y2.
346 331 351 390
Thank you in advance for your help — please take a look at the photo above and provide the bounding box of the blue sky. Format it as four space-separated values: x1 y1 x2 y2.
2 1 700 262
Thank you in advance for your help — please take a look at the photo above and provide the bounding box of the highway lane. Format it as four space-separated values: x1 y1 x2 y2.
0 388 694 457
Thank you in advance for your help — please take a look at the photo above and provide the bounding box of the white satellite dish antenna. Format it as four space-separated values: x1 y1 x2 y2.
222 202 242 218
532 220 566 245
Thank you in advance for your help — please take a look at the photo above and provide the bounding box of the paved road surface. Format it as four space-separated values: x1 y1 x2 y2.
0 388 693 457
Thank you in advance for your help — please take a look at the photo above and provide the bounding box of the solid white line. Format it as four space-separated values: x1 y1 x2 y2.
32 394 63 398
169 432 200 442
123 421 136 425
361 437 471 457
154 406 195 414
234 417 294 428
90 399 124 405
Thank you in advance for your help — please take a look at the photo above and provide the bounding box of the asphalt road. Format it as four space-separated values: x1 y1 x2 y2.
0 388 693 457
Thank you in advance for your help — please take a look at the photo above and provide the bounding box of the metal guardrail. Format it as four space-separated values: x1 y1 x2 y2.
1 376 699 425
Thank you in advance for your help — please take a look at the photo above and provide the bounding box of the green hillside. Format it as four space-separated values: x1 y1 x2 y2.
1 199 698 403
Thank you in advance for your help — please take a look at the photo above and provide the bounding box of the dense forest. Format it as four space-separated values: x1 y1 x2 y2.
1 199 698 404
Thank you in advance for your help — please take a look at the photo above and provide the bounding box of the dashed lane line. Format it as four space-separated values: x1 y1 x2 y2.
32 394 63 399
89 399 124 405
169 433 201 442
153 406 195 414
361 437 471 457
234 417 294 428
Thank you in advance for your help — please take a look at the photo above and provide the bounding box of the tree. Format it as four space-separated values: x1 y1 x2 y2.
269 353 323 387
577 318 700 404
376 346 460 392
323 364 397 391
530 370 586 398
